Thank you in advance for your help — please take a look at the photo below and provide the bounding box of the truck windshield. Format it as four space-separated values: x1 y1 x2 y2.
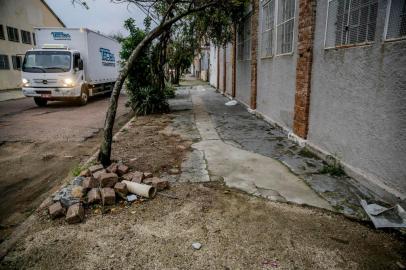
22 51 71 73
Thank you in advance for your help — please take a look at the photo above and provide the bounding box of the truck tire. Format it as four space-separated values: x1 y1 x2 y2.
34 97 47 107
78 86 89 106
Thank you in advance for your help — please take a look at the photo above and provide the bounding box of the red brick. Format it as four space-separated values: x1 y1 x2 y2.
106 163 118 174
87 188 101 204
49 202 65 219
116 164 129 176
99 172 118 188
101 187 116 205
143 177 169 191
65 203 84 224
82 177 98 190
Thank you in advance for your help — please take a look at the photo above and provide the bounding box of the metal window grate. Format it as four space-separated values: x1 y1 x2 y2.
276 0 295 54
262 0 275 57
0 25 4 40
386 0 406 39
325 0 378 48
7 26 19 42
0 55 10 70
21 30 31 44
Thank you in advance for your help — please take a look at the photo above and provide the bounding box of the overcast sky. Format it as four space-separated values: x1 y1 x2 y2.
45 0 146 36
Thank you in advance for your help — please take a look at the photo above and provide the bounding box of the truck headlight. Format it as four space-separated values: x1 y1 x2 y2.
22 78 30 87
63 78 75 87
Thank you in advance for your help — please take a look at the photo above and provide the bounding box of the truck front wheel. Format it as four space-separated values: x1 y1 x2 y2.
78 86 89 106
34 97 47 107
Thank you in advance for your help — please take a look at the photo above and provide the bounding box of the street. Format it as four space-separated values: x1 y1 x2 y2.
0 95 131 240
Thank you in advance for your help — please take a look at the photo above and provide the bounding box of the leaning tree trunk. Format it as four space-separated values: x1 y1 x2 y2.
98 4 214 166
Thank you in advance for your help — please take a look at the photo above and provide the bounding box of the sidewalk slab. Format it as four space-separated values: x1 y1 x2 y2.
0 89 25 102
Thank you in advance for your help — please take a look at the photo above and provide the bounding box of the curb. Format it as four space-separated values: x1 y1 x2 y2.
0 114 137 260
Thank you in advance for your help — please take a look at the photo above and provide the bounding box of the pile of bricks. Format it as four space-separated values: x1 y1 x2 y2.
46 163 169 224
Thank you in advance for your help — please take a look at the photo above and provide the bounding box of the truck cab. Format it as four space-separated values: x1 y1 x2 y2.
21 44 88 106
21 28 120 107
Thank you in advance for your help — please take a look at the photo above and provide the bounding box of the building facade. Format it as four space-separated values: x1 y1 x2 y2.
0 0 65 90
209 0 406 203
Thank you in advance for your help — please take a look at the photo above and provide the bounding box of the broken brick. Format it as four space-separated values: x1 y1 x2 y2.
71 186 85 199
116 164 129 176
65 203 84 224
114 182 127 194
87 188 101 204
89 164 104 174
82 177 98 190
99 172 118 188
106 163 118 174
93 169 107 180
49 202 65 219
144 177 169 191
132 171 144 183
101 188 116 205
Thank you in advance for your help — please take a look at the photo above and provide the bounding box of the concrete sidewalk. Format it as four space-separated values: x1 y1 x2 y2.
169 83 382 219
0 89 25 102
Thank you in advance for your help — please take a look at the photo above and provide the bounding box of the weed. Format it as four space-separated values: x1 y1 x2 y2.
319 156 345 177
70 160 97 177
298 148 318 159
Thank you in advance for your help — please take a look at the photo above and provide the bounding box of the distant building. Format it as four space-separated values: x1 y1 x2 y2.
0 0 65 90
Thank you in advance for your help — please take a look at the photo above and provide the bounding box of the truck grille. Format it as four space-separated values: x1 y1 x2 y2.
33 79 58 84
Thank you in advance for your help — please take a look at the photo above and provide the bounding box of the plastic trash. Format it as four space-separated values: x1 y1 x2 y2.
225 100 237 106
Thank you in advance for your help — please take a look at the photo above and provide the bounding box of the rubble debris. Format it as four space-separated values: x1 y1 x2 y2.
49 202 65 219
101 187 116 205
114 182 128 199
71 186 85 199
169 168 180 175
225 100 238 106
176 145 186 151
360 200 406 228
127 194 138 202
66 203 85 224
72 176 85 186
79 169 91 177
54 185 81 208
131 171 144 183
38 197 53 212
123 180 156 198
117 164 129 176
89 164 104 174
144 172 153 179
106 163 119 173
99 172 118 188
192 242 202 250
87 188 101 204
144 177 169 191
93 169 107 180
82 177 98 190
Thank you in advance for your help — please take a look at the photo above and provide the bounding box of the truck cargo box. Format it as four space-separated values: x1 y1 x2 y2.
34 28 121 85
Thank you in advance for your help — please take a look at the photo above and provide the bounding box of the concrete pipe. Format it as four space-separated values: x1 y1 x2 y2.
122 180 156 198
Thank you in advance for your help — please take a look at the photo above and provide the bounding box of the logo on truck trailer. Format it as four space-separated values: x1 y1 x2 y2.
99 48 115 67
51 32 71 40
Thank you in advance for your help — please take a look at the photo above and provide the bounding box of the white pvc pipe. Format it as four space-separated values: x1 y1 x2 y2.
122 181 156 198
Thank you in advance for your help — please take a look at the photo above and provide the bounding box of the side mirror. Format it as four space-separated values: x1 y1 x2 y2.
78 59 83 70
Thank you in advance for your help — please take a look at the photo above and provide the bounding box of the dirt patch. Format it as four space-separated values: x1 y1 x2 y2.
0 113 132 242
111 114 192 174
1 181 405 269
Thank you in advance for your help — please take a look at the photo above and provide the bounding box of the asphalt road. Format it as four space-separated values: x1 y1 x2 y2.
0 94 131 239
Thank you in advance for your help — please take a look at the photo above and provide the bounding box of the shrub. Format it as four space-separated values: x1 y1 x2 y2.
126 84 169 115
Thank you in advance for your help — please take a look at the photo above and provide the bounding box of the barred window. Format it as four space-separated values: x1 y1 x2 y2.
325 0 378 48
21 30 32 44
0 55 10 70
386 0 406 39
262 0 276 57
237 14 252 61
12 55 22 70
0 25 5 40
276 0 295 54
7 26 19 42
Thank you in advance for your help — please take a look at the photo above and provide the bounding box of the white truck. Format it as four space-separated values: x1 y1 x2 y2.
21 28 121 106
